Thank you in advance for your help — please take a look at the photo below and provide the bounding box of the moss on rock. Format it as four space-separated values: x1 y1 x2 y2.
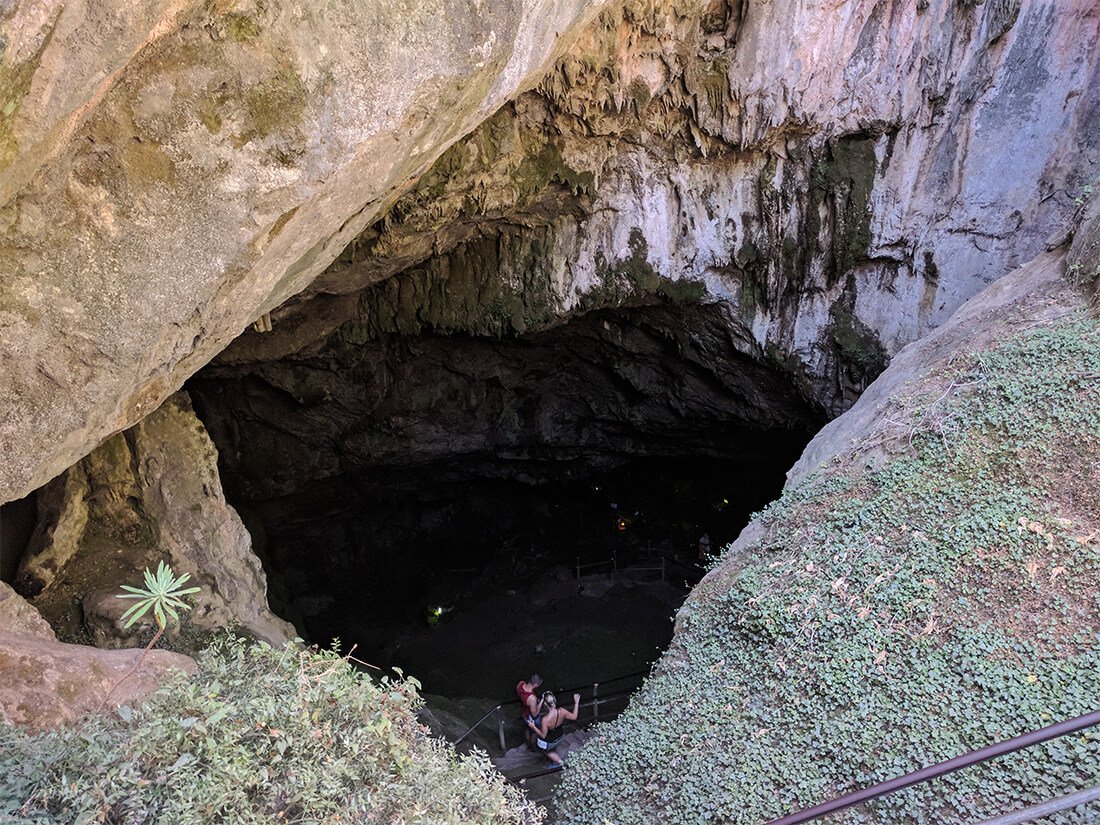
0 17 57 173
829 303 888 384
818 134 878 281
581 228 706 311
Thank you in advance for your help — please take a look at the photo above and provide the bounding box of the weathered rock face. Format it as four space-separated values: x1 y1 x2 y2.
14 391 292 648
2 0 1097 508
0 581 55 641
0 632 195 730
0 0 613 504
1068 186 1100 299
228 0 1100 414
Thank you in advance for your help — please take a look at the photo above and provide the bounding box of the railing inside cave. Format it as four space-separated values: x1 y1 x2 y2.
501 709 1100 814
452 667 651 754
574 541 708 584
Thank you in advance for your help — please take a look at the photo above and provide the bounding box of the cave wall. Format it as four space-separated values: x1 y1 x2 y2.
224 0 1100 416
1 0 1097 507
14 391 292 649
189 303 823 504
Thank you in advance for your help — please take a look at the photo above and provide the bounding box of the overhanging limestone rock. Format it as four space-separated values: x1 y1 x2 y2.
0 0 614 503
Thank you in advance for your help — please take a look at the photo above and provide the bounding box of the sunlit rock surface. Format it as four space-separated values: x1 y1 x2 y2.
0 0 612 502
1 0 1097 504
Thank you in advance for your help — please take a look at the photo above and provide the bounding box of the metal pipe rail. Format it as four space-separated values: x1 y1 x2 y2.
575 543 707 584
450 672 649 753
975 785 1100 825
575 546 667 581
766 709 1100 825
452 704 502 747
497 668 651 708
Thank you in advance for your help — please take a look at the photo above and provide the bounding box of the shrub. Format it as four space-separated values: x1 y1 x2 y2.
0 637 541 824
555 317 1100 823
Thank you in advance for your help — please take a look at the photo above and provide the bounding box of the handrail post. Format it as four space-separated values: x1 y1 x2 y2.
455 703 504 748
592 682 600 723
576 557 581 580
497 706 506 753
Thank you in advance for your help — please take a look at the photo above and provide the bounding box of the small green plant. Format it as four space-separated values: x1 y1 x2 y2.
98 562 201 711
117 560 201 638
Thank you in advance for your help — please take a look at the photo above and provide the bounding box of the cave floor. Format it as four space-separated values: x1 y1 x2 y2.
345 564 690 704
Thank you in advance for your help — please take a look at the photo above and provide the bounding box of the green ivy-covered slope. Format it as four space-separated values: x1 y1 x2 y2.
0 638 541 824
557 315 1100 823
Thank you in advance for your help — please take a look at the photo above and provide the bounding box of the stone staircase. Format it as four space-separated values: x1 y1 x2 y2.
492 727 595 776
492 728 596 805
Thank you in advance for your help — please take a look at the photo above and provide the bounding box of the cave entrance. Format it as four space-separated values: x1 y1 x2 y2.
188 302 826 704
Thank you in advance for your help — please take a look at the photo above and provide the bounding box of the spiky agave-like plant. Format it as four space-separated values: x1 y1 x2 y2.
98 561 201 711
117 561 201 635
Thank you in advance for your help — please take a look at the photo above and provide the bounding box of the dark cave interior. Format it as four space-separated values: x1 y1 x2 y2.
187 301 828 699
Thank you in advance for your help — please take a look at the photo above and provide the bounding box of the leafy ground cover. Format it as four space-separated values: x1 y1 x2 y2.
0 637 541 824
556 316 1100 823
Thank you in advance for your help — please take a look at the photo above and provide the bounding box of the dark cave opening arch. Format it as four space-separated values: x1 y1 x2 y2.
187 300 830 699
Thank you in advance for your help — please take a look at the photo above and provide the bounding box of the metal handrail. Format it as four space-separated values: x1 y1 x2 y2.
498 668 651 708
766 709 1100 825
449 670 650 752
576 543 706 580
975 785 1100 825
451 689 632 752
452 703 502 746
